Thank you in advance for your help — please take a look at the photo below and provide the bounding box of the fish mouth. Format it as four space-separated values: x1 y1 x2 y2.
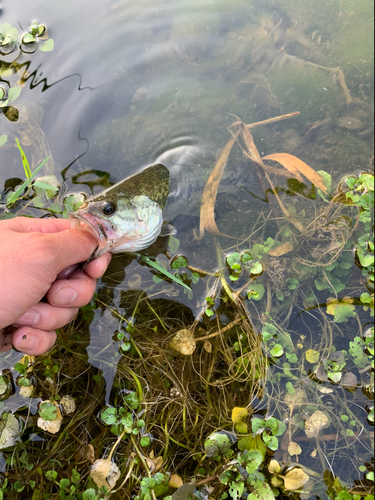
69 212 107 243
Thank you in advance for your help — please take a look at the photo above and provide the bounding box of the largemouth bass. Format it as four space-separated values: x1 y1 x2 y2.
70 164 174 259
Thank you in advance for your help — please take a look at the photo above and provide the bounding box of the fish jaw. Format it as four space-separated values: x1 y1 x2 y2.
69 195 165 259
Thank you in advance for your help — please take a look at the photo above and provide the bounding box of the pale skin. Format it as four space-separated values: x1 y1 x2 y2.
0 217 111 356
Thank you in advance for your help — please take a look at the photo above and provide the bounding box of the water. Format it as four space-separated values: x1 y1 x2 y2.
0 0 373 498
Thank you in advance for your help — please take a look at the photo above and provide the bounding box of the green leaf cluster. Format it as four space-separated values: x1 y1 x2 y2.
135 473 170 500
100 391 145 437
262 323 297 362
219 450 275 500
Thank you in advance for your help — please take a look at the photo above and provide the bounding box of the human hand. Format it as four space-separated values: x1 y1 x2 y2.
0 217 111 356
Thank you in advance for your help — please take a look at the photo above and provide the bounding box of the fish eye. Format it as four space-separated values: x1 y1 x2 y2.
101 201 116 216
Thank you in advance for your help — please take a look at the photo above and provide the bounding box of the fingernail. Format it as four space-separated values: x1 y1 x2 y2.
14 308 40 326
18 332 39 351
53 287 77 305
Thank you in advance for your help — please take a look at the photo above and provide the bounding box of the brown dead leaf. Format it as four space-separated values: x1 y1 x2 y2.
240 122 263 164
195 132 239 240
262 153 327 193
169 474 184 489
282 467 310 491
90 459 120 490
87 444 95 464
288 441 302 456
146 456 164 473
268 459 281 474
268 241 294 256
204 340 212 353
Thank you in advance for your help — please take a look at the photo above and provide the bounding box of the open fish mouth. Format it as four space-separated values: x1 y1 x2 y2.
69 213 107 243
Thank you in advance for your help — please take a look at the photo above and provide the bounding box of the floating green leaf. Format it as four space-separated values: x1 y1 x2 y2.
171 255 188 270
204 431 234 457
38 402 57 421
326 297 356 323
39 39 54 52
140 255 191 291
169 235 180 254
8 87 21 103
270 344 284 357
247 283 265 301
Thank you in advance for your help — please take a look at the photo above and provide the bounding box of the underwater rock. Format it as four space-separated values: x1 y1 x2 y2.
337 116 363 130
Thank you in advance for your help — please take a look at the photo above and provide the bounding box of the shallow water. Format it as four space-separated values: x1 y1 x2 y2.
0 0 374 497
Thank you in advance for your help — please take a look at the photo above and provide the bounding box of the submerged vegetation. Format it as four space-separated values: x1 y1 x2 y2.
0 122 373 499
0 1 374 499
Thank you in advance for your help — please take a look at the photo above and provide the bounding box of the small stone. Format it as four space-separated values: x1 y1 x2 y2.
305 410 329 438
131 87 150 102
170 329 196 355
60 395 76 414
337 116 363 130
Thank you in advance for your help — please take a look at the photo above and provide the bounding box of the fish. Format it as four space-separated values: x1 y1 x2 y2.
69 163 175 260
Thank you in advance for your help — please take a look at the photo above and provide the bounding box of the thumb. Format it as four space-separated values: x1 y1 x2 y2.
46 227 99 273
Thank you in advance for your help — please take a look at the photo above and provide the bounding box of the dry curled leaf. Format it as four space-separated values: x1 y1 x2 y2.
87 444 95 464
204 340 212 353
195 133 239 240
262 153 327 193
146 456 164 473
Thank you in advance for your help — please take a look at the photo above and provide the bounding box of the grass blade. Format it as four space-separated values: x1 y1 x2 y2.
140 255 191 291
15 138 31 179
6 156 51 205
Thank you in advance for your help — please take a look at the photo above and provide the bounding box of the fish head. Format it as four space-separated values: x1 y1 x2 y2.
69 164 171 259
70 195 164 258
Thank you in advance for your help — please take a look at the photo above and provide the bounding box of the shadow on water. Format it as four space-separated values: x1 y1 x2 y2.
0 0 374 498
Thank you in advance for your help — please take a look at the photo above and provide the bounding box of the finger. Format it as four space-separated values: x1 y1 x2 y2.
2 217 70 233
13 303 79 331
46 269 97 308
84 253 112 279
45 227 99 272
12 327 57 356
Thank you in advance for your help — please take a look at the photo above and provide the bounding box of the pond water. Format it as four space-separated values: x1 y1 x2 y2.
0 0 374 499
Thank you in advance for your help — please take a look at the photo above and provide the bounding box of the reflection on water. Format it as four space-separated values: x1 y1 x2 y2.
0 0 373 496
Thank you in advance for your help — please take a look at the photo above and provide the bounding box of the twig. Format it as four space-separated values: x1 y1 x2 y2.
196 318 242 342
